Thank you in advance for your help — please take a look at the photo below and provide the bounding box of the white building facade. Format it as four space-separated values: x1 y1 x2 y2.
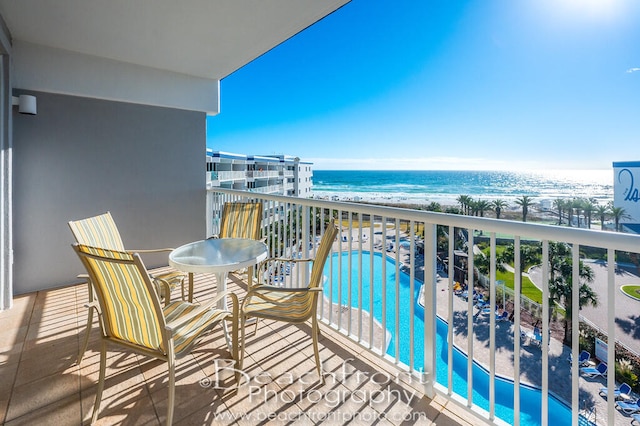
206 150 313 197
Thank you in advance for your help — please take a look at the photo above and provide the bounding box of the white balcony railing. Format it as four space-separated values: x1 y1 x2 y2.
210 170 247 181
251 170 280 179
206 188 640 426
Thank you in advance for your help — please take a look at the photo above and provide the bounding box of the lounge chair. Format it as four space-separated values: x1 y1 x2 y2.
568 350 590 365
616 398 640 414
599 382 631 399
631 413 640 425
496 311 509 322
580 362 607 378
569 350 590 366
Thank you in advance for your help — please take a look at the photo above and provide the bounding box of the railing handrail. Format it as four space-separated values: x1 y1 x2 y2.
209 188 640 252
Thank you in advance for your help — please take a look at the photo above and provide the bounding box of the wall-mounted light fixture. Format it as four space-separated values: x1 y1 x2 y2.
12 95 37 115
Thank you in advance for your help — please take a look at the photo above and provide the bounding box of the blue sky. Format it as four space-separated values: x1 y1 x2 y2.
206 0 640 171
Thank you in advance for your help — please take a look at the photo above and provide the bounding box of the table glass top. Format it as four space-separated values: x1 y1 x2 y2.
169 238 268 272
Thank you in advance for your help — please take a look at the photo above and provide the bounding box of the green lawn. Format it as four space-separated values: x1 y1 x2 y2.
621 285 640 301
496 270 543 304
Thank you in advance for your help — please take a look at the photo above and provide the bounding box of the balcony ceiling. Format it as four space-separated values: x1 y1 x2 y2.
0 0 349 80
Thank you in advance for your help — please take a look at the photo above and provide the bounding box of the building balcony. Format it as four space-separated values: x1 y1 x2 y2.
210 170 248 182
2 189 638 425
0 269 476 425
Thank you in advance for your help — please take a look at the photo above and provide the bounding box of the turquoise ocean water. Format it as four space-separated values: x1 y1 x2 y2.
312 169 613 205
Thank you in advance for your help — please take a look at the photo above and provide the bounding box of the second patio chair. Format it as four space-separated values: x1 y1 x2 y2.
217 201 263 241
73 243 239 426
215 201 263 286
69 211 186 363
240 219 339 382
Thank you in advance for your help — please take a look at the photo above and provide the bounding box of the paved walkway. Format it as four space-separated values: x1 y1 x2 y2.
433 273 636 426
529 260 640 355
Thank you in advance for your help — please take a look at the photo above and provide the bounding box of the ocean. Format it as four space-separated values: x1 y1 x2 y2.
312 169 614 206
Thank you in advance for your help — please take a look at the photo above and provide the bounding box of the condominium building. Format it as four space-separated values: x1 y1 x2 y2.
206 150 313 197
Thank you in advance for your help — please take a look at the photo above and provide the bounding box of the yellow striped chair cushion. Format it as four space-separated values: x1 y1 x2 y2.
163 301 230 357
78 245 165 352
243 289 315 322
220 202 263 240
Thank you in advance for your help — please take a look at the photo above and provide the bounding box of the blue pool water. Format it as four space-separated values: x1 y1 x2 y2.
323 251 578 426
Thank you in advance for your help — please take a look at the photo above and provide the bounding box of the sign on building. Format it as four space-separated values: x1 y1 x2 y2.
613 161 640 225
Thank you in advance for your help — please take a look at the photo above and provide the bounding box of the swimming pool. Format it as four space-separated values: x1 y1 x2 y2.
323 251 582 426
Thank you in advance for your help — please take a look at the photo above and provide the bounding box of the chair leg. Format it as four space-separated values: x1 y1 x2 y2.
167 357 175 426
77 306 94 364
91 340 107 424
239 314 247 372
311 317 324 384
228 294 241 383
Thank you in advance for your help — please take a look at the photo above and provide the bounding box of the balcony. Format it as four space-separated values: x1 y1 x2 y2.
2 189 639 425
250 170 281 179
210 170 248 182
0 267 476 425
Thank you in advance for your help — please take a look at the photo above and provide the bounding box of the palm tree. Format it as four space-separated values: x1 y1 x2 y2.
515 196 534 222
553 198 565 225
426 201 442 212
457 195 472 216
574 198 585 228
595 204 609 230
565 199 575 227
547 247 597 346
491 199 508 219
582 199 596 229
610 205 631 232
475 199 491 217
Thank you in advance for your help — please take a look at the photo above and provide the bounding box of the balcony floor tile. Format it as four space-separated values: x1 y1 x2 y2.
0 268 480 426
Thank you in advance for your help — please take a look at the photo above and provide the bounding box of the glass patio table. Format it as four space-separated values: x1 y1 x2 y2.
169 238 268 304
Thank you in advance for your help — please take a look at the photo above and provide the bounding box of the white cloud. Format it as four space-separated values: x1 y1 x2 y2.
626 68 640 73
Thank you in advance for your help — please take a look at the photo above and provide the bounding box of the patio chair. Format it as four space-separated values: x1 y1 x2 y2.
240 219 339 382
69 211 186 363
616 398 640 414
72 243 238 426
214 201 263 240
599 382 631 399
211 201 263 283
580 362 607 378
631 413 640 425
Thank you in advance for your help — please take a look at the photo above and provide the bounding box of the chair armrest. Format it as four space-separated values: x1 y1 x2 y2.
153 277 173 306
249 284 320 293
244 285 320 305
261 256 313 264
165 291 238 332
126 247 174 254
